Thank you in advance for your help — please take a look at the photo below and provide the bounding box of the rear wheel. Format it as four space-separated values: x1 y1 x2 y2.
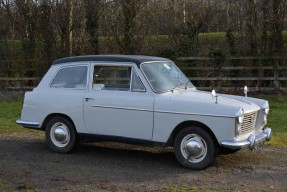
45 116 77 153
174 126 216 170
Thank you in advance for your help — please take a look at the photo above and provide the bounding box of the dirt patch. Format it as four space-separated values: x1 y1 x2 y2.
0 138 286 191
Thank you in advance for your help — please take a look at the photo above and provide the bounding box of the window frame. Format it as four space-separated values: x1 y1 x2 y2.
131 67 146 92
92 63 146 92
140 61 194 94
50 64 89 90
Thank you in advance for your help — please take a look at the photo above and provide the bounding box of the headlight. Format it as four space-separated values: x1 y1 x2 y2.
236 108 244 124
263 101 269 115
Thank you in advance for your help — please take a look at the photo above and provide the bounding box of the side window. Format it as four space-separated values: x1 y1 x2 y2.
131 69 146 92
93 66 131 91
51 66 87 89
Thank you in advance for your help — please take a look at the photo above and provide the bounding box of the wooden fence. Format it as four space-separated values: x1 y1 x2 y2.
0 59 40 90
0 57 286 93
176 56 287 93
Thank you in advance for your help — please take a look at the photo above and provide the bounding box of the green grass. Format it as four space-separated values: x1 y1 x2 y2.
259 95 287 147
0 100 21 135
0 96 286 146
0 100 43 139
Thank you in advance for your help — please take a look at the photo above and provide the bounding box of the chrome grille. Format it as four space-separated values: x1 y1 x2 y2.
241 111 257 134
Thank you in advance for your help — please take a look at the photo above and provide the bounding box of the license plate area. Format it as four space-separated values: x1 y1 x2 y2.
254 140 265 150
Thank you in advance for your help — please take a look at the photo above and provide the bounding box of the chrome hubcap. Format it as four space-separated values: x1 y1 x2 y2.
180 134 207 163
50 123 70 147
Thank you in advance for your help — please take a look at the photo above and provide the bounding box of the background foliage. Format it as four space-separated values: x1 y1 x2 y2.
0 0 286 76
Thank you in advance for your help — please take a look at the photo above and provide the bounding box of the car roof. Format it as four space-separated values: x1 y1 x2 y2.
52 55 171 67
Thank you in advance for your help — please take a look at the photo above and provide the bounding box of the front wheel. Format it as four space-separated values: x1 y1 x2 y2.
174 126 217 170
45 116 77 153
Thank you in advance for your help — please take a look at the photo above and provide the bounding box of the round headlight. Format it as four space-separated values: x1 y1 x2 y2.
263 101 269 114
236 108 244 124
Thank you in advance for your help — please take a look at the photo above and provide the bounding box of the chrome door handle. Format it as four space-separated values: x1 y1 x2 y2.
85 98 94 102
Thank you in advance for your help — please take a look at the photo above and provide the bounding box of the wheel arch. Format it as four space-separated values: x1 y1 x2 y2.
166 120 219 147
41 113 77 132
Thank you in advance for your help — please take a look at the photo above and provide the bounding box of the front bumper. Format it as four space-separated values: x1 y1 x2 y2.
221 128 272 150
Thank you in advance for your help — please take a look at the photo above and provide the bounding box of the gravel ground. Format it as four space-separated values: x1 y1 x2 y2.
0 137 286 192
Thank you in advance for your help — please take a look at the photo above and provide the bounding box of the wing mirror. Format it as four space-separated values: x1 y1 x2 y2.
211 89 218 104
244 86 249 97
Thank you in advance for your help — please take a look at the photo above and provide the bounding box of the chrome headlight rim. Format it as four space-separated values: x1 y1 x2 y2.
236 108 244 124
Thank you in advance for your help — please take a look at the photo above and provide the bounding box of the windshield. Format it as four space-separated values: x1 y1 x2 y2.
141 62 195 93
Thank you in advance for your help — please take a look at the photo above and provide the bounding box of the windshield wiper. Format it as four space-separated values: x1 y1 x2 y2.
185 81 190 89
170 83 185 92
170 81 191 92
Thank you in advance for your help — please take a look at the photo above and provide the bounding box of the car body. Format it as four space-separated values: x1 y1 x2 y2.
17 55 272 170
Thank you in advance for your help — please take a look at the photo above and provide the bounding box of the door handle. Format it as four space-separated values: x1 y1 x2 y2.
85 98 94 102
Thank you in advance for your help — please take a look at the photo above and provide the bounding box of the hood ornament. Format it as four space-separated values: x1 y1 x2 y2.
244 86 249 97
211 89 218 104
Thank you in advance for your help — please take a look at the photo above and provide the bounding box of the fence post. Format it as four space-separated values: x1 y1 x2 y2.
273 59 280 90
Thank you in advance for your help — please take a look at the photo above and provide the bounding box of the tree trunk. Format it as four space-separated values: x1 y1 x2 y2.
271 0 284 90
260 0 270 56
65 0 73 56
120 0 138 54
271 0 284 55
246 0 258 55
85 0 101 55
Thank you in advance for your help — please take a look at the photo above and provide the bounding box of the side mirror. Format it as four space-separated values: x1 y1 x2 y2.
211 89 218 104
211 89 216 98
244 86 249 97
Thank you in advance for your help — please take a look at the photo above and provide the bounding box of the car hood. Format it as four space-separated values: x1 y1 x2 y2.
154 89 260 117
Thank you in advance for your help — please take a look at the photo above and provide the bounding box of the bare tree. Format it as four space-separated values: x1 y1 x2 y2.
64 0 73 56
259 0 271 56
85 0 101 54
246 0 258 55
1 0 39 58
54 0 73 57
38 0 57 73
119 0 146 54
271 0 285 55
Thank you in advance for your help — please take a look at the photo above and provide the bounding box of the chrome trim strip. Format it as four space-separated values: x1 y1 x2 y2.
91 105 153 112
90 105 234 118
154 110 234 118
16 120 40 128
221 127 272 150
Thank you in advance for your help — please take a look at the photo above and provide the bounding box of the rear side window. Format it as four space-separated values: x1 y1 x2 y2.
51 66 87 89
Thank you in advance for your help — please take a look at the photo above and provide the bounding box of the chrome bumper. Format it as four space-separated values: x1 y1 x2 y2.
221 128 272 150
16 119 40 129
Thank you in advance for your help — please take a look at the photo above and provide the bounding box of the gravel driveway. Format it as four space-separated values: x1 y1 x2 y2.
0 138 286 191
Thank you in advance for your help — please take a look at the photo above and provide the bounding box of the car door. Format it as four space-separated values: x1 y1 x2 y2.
83 63 154 140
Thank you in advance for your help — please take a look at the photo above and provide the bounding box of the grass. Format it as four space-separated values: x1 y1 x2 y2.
259 95 287 147
0 95 286 146
0 100 43 139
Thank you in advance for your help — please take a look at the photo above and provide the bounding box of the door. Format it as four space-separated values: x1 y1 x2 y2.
83 64 154 140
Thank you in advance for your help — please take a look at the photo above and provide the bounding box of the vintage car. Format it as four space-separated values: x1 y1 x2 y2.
17 55 272 170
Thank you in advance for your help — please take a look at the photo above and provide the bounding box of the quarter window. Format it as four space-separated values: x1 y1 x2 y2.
131 69 145 92
51 66 87 89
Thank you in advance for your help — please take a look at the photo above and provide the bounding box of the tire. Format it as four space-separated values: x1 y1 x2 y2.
218 147 241 155
174 126 216 170
45 116 77 153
